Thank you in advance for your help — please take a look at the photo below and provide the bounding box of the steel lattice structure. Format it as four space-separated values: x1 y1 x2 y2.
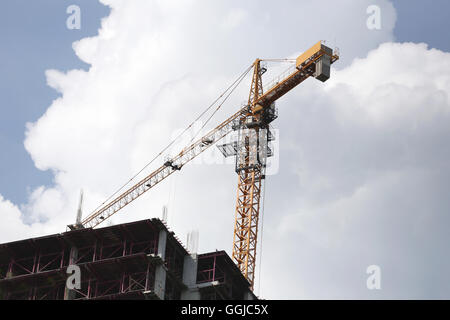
232 60 265 288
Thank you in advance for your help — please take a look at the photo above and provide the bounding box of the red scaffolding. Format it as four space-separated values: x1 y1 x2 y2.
0 219 187 300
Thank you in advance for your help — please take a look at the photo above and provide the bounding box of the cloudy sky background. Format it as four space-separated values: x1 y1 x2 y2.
1 0 450 299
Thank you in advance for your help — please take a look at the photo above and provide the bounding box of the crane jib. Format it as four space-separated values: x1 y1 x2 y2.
73 41 339 236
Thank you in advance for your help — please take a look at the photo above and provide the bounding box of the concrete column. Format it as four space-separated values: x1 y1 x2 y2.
180 253 201 300
63 246 78 300
157 230 167 260
182 253 197 287
154 230 167 300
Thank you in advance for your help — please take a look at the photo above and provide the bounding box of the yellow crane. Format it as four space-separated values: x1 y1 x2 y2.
69 41 339 290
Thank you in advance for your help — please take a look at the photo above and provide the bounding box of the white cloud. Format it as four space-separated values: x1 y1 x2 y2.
259 42 450 298
6 0 450 299
221 8 247 30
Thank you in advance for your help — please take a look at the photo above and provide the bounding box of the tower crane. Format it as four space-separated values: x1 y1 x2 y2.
68 41 339 290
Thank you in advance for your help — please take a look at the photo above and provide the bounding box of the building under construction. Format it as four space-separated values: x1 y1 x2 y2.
0 42 339 300
0 218 256 300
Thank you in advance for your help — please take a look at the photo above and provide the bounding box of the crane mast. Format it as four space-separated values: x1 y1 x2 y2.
225 42 338 289
69 41 339 291
231 59 267 289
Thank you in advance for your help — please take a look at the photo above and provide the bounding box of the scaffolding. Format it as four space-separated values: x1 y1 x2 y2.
196 251 253 300
0 219 187 300
0 219 255 300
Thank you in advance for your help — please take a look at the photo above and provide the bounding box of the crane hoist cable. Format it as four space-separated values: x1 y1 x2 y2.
189 65 253 143
256 122 274 297
257 173 267 297
89 64 253 216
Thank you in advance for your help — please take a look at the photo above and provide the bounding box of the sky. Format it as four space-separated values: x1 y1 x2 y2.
1 0 450 299
0 0 110 205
